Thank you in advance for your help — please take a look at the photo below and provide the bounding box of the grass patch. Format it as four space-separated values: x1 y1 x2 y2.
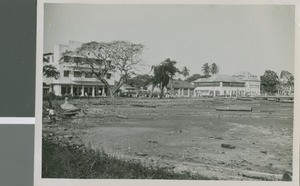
42 136 212 179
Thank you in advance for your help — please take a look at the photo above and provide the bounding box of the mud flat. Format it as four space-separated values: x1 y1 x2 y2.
43 97 293 180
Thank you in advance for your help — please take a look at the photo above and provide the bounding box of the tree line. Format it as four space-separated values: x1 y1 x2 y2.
260 70 294 95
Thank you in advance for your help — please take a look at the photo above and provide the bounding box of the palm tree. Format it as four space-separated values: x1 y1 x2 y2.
202 63 210 76
210 63 219 75
150 59 179 98
181 66 190 78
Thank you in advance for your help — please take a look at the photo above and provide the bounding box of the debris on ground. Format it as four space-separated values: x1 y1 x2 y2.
135 152 148 156
237 97 252 101
221 143 236 149
260 150 267 154
54 102 78 117
93 99 113 105
148 140 158 144
215 137 223 140
116 114 128 119
279 100 294 103
61 97 81 112
241 171 281 181
216 106 253 112
131 104 156 108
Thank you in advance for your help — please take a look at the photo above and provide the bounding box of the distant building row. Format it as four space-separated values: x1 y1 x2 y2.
192 72 260 97
147 72 260 97
43 41 261 97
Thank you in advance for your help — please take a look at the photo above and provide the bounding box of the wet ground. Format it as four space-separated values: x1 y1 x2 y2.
43 97 293 180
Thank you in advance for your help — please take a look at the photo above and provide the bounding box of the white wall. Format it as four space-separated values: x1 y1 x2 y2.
194 85 245 97
245 81 260 96
52 85 61 96
49 42 115 86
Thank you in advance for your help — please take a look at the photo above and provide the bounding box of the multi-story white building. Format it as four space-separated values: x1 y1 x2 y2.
43 41 115 97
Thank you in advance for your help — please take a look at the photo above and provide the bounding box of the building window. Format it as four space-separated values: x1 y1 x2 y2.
106 73 111 79
61 86 70 95
223 82 230 86
196 82 220 87
63 70 70 77
223 82 245 87
74 71 82 77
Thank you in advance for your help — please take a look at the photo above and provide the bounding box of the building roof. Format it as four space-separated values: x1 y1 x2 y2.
167 80 195 89
193 74 243 83
233 71 260 81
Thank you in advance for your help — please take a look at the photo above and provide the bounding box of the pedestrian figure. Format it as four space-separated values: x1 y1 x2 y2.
64 96 69 103
48 106 56 124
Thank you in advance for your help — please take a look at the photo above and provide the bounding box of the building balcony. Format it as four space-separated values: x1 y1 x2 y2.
71 76 100 82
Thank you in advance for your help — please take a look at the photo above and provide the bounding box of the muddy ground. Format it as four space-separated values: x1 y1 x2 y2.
43 97 293 180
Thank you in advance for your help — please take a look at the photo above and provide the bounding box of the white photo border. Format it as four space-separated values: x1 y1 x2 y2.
35 0 300 185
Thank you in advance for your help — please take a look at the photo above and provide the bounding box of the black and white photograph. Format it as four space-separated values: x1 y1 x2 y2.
36 1 299 185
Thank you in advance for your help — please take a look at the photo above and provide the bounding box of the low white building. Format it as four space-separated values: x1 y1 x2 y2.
43 41 115 97
232 71 261 96
166 80 195 97
146 80 195 97
146 84 164 97
192 74 246 97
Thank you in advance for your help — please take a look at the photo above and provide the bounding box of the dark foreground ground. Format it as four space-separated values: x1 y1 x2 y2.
42 97 293 180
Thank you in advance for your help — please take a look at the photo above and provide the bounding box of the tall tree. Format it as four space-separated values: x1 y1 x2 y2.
202 63 210 76
280 70 294 83
185 74 209 82
151 58 179 98
260 70 279 95
43 64 59 79
62 41 144 97
279 70 294 95
43 59 59 107
181 66 190 78
210 63 219 75
127 74 153 89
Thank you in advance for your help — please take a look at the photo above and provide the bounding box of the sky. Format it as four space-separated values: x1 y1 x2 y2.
44 4 295 77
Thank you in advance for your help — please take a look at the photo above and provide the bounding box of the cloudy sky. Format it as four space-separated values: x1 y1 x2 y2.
44 4 295 77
